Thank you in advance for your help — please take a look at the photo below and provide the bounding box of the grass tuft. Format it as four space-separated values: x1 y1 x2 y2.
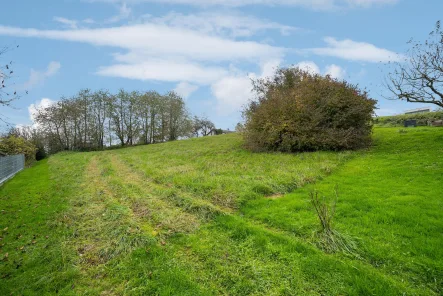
310 187 359 255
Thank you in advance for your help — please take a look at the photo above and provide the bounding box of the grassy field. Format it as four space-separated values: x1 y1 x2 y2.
0 127 442 295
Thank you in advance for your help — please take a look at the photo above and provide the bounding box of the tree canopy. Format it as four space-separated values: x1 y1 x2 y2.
29 89 193 154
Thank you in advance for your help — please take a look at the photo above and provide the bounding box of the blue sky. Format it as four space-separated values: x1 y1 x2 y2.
0 0 442 130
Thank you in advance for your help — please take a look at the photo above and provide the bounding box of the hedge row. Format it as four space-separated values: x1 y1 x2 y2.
374 111 443 127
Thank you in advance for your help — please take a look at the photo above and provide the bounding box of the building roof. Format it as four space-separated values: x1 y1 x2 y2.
404 107 432 114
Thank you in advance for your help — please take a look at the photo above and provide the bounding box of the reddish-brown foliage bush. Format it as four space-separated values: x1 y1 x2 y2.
243 68 376 152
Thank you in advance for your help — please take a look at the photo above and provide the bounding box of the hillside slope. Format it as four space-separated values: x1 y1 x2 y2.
0 128 442 295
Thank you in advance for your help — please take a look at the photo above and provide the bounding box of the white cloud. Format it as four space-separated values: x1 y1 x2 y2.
309 37 402 62
105 2 132 23
345 0 398 8
53 17 97 29
83 18 96 24
97 59 228 84
54 3 129 29
324 64 346 79
375 108 398 116
0 22 283 92
174 82 199 99
93 0 399 10
294 61 346 79
53 17 78 29
295 61 320 74
260 58 281 78
212 75 253 115
46 61 61 76
0 25 283 63
22 61 61 89
211 59 281 115
144 11 299 37
28 98 54 123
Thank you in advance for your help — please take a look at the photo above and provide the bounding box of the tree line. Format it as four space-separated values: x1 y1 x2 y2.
7 89 217 157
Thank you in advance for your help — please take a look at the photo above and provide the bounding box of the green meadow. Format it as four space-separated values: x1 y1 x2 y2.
1 127 442 295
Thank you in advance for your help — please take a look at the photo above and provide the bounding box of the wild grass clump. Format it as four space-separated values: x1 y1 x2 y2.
310 187 358 255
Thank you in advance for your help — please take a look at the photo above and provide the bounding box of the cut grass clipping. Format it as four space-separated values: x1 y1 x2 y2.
310 186 358 255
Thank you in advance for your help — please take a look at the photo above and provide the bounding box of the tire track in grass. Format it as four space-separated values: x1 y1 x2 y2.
104 153 312 294
103 154 201 235
84 154 215 294
103 153 309 294
104 153 418 295
107 153 231 222
113 143 352 211
64 155 156 295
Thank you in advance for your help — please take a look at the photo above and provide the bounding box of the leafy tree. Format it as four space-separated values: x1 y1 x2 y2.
243 67 376 152
201 119 215 136
8 126 46 160
166 91 192 141
90 90 109 149
137 91 158 144
387 21 443 108
30 88 194 154
192 116 202 137
192 116 215 137
0 135 37 166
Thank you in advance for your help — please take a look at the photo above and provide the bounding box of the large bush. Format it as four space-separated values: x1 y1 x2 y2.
243 68 377 152
0 135 37 166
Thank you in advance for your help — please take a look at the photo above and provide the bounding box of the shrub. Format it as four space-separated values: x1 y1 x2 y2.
213 128 224 135
243 68 377 152
0 135 37 166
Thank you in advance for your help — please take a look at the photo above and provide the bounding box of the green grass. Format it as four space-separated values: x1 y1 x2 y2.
373 111 443 127
1 127 442 295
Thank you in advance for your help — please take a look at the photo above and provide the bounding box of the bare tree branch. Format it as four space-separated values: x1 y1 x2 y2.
386 21 443 108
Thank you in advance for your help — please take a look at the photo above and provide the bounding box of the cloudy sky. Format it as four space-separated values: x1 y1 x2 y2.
0 0 441 129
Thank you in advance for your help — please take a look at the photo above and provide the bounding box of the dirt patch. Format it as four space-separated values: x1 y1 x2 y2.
131 201 151 219
266 193 284 199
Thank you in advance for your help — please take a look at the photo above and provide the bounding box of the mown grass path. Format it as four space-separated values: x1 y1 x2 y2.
1 127 442 295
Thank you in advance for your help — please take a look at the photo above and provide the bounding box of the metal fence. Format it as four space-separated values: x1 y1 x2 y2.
0 154 25 185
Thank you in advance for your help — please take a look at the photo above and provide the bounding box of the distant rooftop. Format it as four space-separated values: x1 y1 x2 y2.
404 107 432 114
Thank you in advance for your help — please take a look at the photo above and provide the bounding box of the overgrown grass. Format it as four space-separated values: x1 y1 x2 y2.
244 127 443 293
1 127 442 295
